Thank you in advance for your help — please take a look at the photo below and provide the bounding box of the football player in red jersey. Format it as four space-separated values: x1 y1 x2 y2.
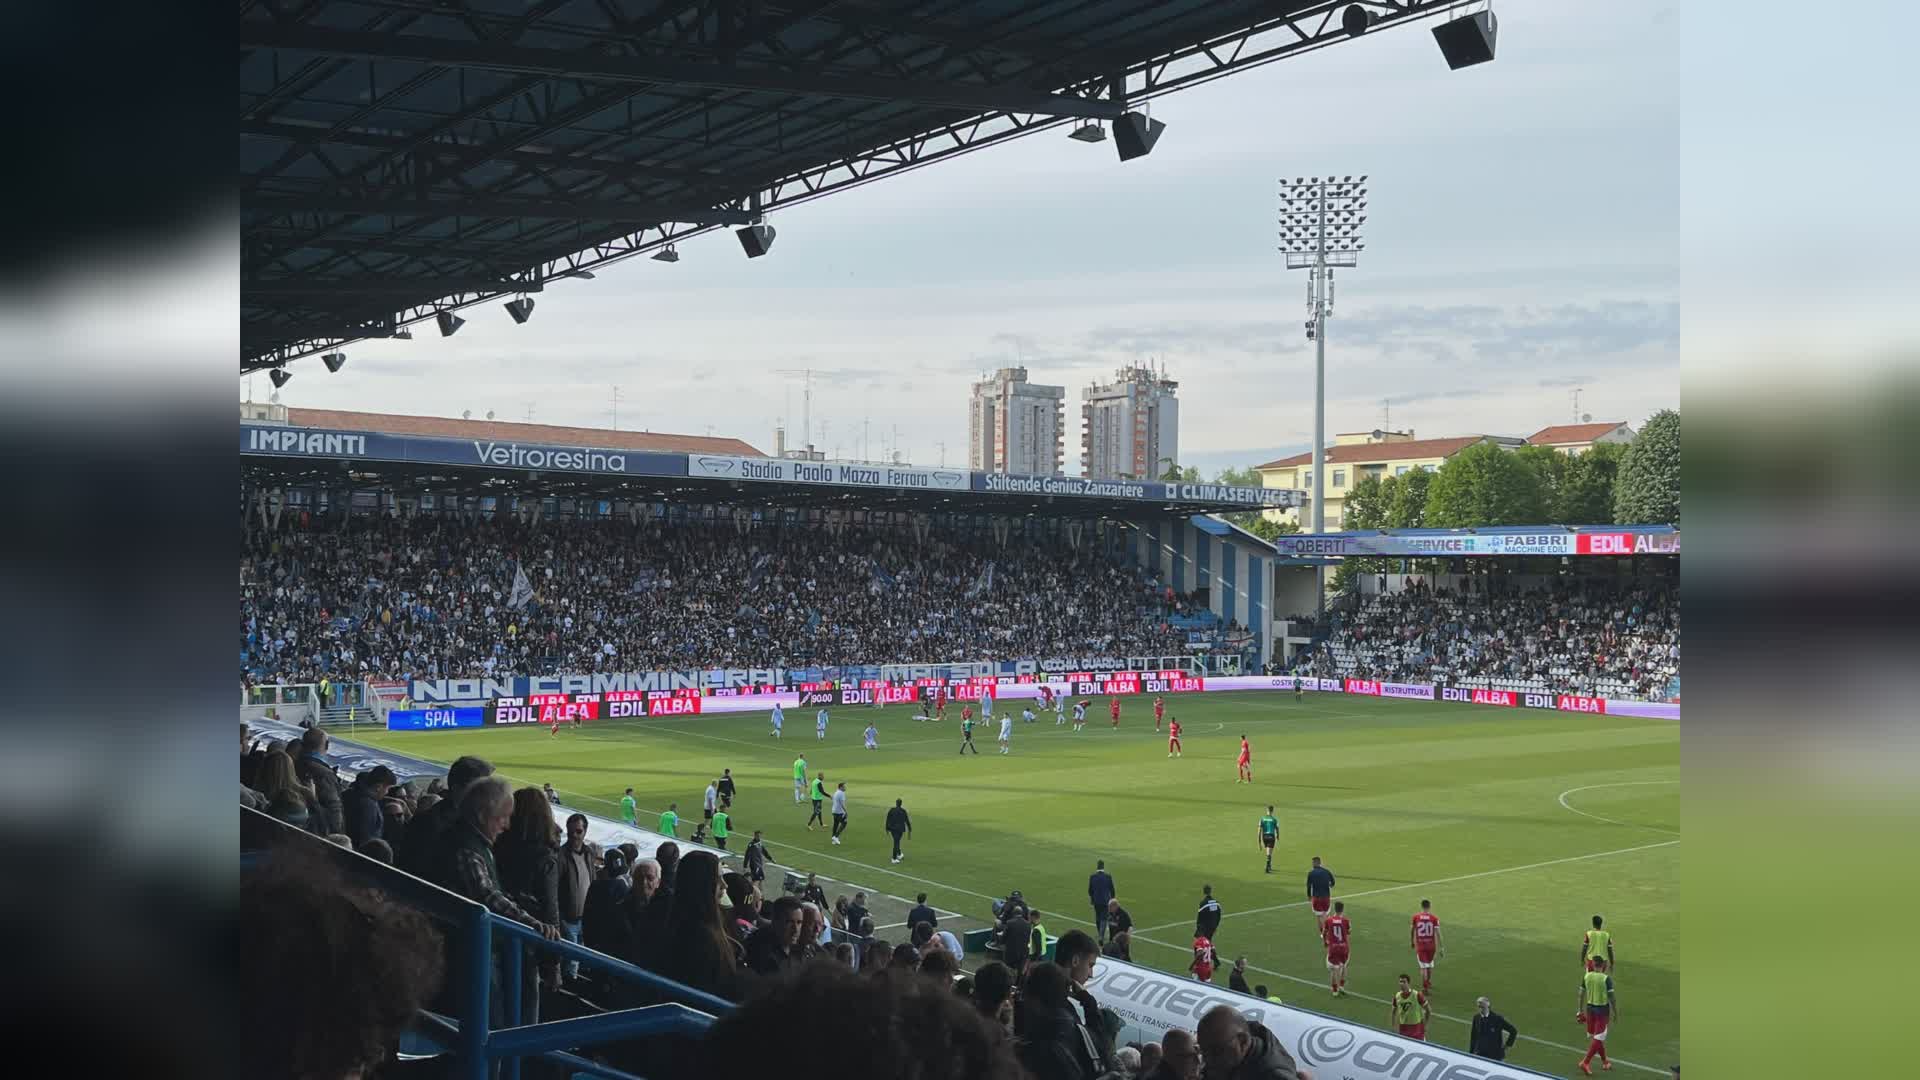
1411 898 1445 992
934 687 948 721
1153 695 1165 731
1236 735 1253 783
1166 717 1183 757
1109 695 1122 727
1322 900 1352 995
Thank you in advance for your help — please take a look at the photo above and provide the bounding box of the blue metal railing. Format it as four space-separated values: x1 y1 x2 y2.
242 808 730 1080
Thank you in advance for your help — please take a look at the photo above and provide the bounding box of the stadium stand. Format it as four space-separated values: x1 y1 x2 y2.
1292 578 1681 701
240 514 1196 684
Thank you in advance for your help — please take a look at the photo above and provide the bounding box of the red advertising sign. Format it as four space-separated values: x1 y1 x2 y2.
1344 679 1382 696
1576 532 1681 555
1556 694 1607 714
647 696 703 716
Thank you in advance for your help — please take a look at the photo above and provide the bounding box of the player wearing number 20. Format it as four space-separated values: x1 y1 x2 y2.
1411 898 1445 992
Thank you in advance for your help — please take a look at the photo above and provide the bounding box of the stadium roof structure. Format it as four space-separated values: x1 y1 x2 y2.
286 406 764 456
242 0 1486 372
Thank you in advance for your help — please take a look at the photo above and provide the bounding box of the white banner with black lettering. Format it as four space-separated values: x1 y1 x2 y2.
1082 956 1554 1080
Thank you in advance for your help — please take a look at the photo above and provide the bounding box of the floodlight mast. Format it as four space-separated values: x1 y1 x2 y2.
1278 175 1368 612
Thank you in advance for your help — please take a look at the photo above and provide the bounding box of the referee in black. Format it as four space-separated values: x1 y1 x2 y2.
885 798 913 863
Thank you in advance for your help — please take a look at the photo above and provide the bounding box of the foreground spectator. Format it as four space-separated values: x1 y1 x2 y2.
241 852 444 1079
1146 1030 1200 1080
497 785 564 1007
1196 1004 1309 1080
437 777 560 940
653 850 744 1000
256 749 320 832
971 960 1016 1032
745 895 806 975
1018 961 1102 1080
398 755 493 877
696 967 1024 1080
341 764 396 848
295 728 345 836
556 813 598 979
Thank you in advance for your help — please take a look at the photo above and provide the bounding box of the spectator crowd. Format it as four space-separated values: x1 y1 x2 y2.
1293 577 1679 701
241 514 1193 685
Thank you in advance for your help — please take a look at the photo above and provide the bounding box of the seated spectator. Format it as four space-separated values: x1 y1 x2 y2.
1196 1004 1305 1080
241 852 444 1080
920 949 959 983
652 850 744 1001
255 749 320 833
744 895 807 976
1146 1030 1200 1080
341 764 396 848
694 967 1025 1080
971 960 1016 1032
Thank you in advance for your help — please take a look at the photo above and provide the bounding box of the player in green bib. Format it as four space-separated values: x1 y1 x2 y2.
658 803 679 838
1390 974 1430 1041
1258 806 1280 873
807 776 828 828
793 755 808 804
711 809 731 850
620 788 637 826
1582 915 1615 971
1575 957 1616 1074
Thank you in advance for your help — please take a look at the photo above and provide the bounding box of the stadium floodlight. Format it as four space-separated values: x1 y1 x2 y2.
1341 4 1372 36
652 245 680 263
559 268 596 280
1278 174 1372 611
737 222 776 258
392 327 413 340
504 297 536 325
321 351 346 373
1068 121 1108 143
436 309 465 337
269 368 292 388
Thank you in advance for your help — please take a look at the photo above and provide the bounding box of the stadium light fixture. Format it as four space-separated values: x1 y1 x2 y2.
392 327 413 340
1068 122 1108 143
269 368 292 388
436 309 465 337
1278 174 1372 613
559 268 596 280
652 245 680 263
504 296 536 325
321 351 346 373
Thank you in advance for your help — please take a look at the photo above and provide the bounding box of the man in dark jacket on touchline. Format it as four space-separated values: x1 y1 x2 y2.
1088 860 1116 942
1469 996 1519 1061
885 799 912 863
1197 1004 1309 1080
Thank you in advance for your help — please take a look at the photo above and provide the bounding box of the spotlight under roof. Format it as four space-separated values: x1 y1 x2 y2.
436 310 464 337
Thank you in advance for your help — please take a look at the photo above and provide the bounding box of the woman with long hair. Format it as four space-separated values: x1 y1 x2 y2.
654 851 743 1001
495 787 563 1001
256 750 320 833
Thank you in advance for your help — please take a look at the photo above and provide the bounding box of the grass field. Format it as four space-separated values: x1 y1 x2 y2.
361 691 1680 1076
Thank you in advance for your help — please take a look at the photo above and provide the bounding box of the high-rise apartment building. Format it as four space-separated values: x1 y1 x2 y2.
968 367 1066 475
1080 363 1179 480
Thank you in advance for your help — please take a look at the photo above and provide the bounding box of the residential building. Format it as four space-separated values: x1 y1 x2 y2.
1526 421 1634 454
968 366 1066 474
1254 430 1519 530
1081 363 1179 480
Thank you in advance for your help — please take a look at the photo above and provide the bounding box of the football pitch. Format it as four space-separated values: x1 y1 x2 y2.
361 691 1680 1076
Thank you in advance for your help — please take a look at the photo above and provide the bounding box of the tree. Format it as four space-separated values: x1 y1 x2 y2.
1341 473 1392 531
1387 467 1431 529
1614 410 1679 524
1160 462 1201 482
1213 465 1297 535
1513 445 1569 523
1423 441 1549 527
1556 440 1626 524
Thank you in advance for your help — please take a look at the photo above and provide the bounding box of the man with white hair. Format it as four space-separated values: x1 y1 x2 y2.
439 776 561 940
1468 995 1519 1061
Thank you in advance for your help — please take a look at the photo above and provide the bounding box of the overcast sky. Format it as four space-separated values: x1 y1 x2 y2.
251 1 1680 478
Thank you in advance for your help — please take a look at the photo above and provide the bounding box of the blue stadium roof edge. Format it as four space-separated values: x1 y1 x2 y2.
242 0 1487 372
241 422 1304 518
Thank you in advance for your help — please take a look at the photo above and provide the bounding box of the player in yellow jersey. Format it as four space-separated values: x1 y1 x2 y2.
1575 956 1616 1073
1581 914 1615 971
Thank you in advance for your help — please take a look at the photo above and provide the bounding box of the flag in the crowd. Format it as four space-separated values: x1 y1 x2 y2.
508 562 535 609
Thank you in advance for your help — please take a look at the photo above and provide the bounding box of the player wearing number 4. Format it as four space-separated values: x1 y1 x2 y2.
1411 898 1445 992
1322 900 1352 995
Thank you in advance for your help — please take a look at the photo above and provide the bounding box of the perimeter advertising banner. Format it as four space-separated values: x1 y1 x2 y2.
1274 531 1679 558
1083 955 1554 1080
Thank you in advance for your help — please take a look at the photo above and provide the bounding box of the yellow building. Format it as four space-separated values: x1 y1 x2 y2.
1255 430 1508 530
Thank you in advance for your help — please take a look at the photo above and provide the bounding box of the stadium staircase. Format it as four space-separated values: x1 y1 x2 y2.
243 807 728 1080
